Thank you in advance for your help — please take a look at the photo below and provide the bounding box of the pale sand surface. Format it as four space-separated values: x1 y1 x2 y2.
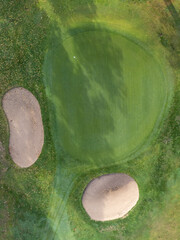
2 87 44 168
82 173 139 221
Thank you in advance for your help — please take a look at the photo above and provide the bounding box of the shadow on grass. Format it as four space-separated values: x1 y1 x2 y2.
161 0 180 68
41 0 128 239
164 0 180 31
50 28 125 168
40 1 178 240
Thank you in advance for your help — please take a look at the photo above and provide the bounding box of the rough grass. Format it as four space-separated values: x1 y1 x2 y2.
0 0 180 240
0 1 56 239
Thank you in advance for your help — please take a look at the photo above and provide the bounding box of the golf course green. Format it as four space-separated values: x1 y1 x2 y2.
44 25 170 169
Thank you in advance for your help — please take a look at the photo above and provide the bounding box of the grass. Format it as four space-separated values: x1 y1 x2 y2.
0 0 180 239
149 170 180 239
44 25 171 168
0 0 56 239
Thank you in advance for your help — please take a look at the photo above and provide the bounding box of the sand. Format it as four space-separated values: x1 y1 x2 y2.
2 87 44 168
82 173 139 221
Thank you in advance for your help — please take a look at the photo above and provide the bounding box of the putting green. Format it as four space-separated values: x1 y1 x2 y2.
44 25 169 168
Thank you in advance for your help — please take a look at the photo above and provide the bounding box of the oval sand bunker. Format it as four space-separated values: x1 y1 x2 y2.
82 173 139 221
2 87 44 168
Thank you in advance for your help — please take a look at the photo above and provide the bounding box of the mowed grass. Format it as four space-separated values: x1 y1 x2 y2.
0 0 180 240
44 26 170 169
41 1 179 240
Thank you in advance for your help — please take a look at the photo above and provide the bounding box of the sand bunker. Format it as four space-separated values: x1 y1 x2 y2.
82 173 139 221
2 87 44 168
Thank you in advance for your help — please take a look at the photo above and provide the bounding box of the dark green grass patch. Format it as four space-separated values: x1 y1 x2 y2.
0 1 56 239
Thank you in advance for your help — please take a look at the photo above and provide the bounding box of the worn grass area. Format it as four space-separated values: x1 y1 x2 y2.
0 0 180 240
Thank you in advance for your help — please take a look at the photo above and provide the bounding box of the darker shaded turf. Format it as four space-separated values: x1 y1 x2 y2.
0 1 56 239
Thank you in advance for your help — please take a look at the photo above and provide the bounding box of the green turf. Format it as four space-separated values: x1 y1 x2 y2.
41 4 175 240
44 25 170 169
0 0 180 240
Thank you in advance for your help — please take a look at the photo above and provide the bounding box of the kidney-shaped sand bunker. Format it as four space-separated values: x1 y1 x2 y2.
82 173 139 221
2 87 44 168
